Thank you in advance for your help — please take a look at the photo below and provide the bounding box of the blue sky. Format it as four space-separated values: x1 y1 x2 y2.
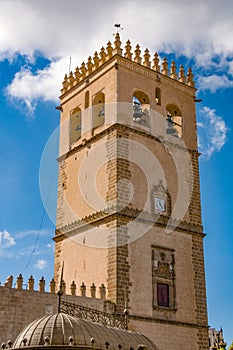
0 0 233 346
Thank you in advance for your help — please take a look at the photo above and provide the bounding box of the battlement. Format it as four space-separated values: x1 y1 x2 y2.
1 274 107 299
0 275 114 343
60 33 195 95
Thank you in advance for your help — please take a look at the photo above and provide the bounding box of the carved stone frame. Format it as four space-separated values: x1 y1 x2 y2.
151 181 171 216
152 245 176 312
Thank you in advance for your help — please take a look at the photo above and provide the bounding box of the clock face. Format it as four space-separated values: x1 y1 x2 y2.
155 197 166 212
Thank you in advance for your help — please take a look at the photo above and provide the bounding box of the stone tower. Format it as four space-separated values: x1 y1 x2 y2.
54 34 208 350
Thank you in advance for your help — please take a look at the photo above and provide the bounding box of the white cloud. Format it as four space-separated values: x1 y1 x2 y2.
1 0 233 114
34 259 47 270
0 0 119 60
198 75 233 93
197 107 228 160
1 0 232 59
46 243 54 250
0 230 16 249
15 229 53 239
5 59 66 116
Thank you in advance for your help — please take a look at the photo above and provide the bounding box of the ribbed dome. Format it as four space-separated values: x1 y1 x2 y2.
13 313 158 350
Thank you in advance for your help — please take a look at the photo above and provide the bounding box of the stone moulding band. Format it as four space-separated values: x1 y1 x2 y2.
129 314 208 330
55 208 204 242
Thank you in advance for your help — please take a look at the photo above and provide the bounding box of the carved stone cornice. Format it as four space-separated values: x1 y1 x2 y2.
128 314 208 330
54 205 204 242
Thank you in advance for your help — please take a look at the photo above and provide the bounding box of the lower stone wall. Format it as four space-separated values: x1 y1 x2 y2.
0 285 106 343
129 318 208 350
0 278 209 350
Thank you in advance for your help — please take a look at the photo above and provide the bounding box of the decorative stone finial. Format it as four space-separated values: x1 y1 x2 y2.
16 274 23 290
39 276 45 293
28 275 34 291
170 61 177 79
134 44 142 64
153 52 160 72
70 281 76 296
80 62 87 79
143 49 151 68
87 56 93 74
80 282 86 297
161 57 168 75
74 67 81 83
90 283 96 298
113 33 122 55
68 71 75 88
99 47 106 64
220 327 224 340
61 74 69 94
186 67 195 87
99 283 106 299
124 40 132 60
93 52 100 70
4 275 13 288
106 41 113 59
50 278 56 293
178 65 186 83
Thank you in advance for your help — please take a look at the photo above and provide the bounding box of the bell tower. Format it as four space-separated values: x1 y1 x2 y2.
54 34 209 350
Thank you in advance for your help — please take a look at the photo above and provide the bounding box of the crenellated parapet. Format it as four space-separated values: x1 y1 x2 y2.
0 275 114 343
1 274 107 299
61 34 195 95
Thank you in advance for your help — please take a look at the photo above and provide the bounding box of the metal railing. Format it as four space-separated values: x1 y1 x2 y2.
60 300 127 329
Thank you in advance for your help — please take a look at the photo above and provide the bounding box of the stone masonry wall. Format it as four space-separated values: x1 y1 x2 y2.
0 276 107 343
192 234 209 350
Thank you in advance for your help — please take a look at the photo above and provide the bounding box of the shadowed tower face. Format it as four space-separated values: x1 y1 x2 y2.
54 34 209 350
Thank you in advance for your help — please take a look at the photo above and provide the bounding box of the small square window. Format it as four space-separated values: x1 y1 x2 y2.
157 283 169 307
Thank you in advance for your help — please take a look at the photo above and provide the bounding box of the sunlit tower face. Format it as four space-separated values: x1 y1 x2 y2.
54 34 208 350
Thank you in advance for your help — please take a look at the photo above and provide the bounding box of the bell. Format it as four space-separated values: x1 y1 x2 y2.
166 114 177 135
98 107 105 117
133 102 144 121
75 125 81 131
166 126 177 135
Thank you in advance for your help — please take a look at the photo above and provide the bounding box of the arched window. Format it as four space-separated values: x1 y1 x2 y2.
70 107 81 146
132 90 150 127
85 91 90 109
92 91 105 128
166 104 182 138
155 87 161 105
